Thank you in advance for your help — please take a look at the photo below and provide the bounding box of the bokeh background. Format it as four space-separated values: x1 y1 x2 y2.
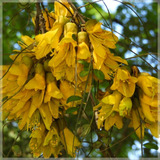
2 0 159 158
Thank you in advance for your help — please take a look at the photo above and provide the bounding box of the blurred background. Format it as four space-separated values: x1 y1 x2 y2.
2 0 159 158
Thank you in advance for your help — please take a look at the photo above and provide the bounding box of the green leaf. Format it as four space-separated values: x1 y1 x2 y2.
67 95 82 103
72 34 77 41
99 80 110 92
92 141 102 148
78 60 89 68
65 107 78 114
79 70 89 77
93 69 105 80
80 124 91 137
144 143 158 150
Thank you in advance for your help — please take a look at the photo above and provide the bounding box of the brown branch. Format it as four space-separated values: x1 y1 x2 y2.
35 3 46 35
68 2 86 24
41 3 51 29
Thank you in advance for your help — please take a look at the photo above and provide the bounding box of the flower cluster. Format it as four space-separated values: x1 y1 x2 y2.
1 0 159 158
94 67 160 139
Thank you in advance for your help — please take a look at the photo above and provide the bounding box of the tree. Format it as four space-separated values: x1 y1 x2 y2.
1 0 159 158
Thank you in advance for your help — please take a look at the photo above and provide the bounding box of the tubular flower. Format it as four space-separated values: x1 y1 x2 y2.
119 97 132 117
58 119 81 157
25 63 45 91
129 107 145 139
34 16 69 59
48 22 77 80
110 68 137 97
137 73 159 124
137 72 160 98
85 19 118 69
77 32 90 60
29 123 46 157
54 0 74 18
129 98 159 139
2 56 33 98
94 91 123 130
42 122 63 158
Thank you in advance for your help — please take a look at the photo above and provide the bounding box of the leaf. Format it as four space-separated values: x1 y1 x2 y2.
80 124 91 137
144 143 158 150
72 34 77 41
99 80 110 92
79 70 89 77
67 95 82 103
78 60 89 68
92 141 102 149
65 107 78 114
93 69 105 80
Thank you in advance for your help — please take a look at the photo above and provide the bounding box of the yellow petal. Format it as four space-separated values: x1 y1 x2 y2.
141 102 155 122
132 109 144 139
48 99 59 119
39 103 52 130
60 127 81 157
25 74 45 91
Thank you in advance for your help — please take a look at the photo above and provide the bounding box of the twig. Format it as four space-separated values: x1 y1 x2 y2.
7 131 22 157
41 3 51 29
77 0 102 10
35 3 46 35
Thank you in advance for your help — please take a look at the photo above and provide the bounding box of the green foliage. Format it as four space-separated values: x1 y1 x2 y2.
66 95 82 103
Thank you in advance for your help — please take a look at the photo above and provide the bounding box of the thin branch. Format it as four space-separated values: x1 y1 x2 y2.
77 0 102 10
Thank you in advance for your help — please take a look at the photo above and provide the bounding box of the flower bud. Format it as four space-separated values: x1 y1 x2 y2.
44 59 51 72
78 32 89 46
46 72 56 84
35 63 45 76
131 66 140 77
22 56 33 69
64 22 78 36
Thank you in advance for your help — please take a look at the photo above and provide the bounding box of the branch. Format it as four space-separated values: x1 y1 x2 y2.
35 3 46 35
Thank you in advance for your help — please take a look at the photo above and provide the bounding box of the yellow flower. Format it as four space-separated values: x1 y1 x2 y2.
29 123 46 157
85 20 118 69
137 74 159 124
110 68 137 97
43 122 63 158
34 16 69 59
54 0 74 18
138 89 158 123
77 32 90 60
104 112 123 131
94 91 123 130
58 119 81 157
25 63 45 91
137 73 160 98
49 22 77 80
44 73 63 103
129 108 145 139
119 97 132 117
129 98 159 139
2 56 33 99
39 103 53 130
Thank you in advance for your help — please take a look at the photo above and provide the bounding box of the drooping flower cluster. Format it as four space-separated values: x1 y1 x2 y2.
1 0 159 158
